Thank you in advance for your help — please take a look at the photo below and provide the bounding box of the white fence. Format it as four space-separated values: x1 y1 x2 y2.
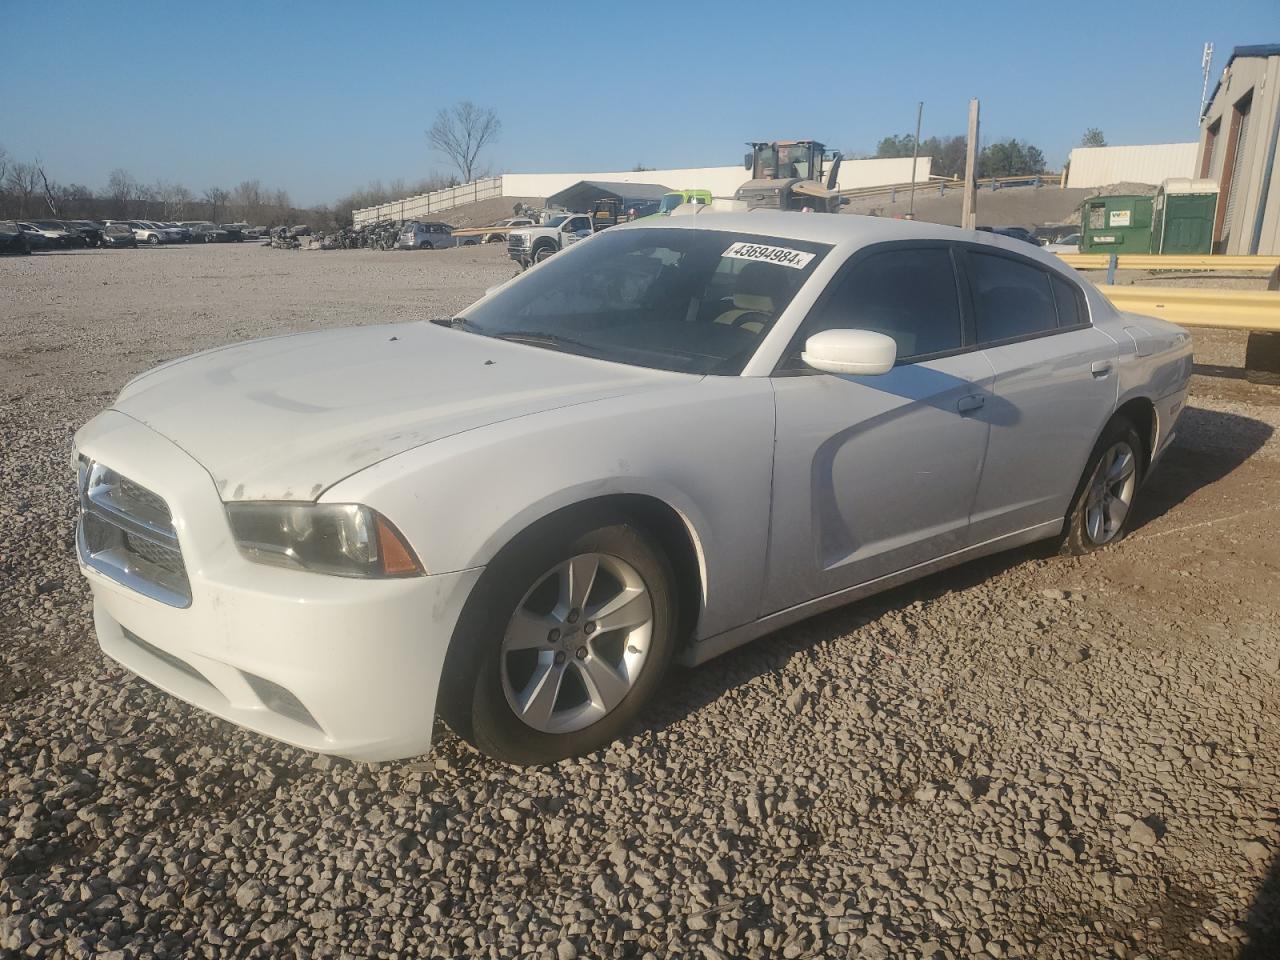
501 157 934 203
351 178 502 227
351 156 937 226
1065 143 1197 189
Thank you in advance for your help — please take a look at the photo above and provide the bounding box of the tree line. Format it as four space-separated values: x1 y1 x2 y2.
0 145 331 228
871 133 1048 179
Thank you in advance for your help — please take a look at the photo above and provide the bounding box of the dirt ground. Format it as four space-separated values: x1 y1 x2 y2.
1 242 1278 959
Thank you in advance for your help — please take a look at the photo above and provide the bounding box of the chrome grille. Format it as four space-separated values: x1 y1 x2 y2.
507 234 529 254
77 460 191 607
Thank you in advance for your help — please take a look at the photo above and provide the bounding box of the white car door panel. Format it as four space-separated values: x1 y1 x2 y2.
765 351 996 616
971 327 1118 539
958 247 1120 541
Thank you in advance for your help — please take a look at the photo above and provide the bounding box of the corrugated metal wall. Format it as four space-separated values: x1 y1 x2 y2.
1065 143 1198 189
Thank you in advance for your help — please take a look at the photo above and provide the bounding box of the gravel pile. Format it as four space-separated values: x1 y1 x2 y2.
2 244 1279 959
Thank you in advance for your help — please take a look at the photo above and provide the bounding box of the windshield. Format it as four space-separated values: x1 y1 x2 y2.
544 215 570 228
459 227 830 375
658 194 684 214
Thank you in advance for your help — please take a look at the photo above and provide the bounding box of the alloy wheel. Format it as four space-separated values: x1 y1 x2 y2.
1084 441 1137 545
500 552 653 734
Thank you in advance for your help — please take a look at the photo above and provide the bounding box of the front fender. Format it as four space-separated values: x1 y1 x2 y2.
322 377 776 640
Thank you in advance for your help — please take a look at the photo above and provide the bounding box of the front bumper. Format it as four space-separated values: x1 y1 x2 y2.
75 410 481 762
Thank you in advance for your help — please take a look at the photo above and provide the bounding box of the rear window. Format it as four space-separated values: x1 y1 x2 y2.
967 252 1058 344
1050 275 1086 327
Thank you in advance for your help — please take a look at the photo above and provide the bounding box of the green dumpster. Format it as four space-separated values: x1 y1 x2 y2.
1080 195 1154 254
1151 178 1219 255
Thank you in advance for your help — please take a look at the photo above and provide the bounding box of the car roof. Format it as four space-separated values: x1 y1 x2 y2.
620 211 1072 270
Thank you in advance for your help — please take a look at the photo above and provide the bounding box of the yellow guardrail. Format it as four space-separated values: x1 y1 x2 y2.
1096 285 1280 332
1061 253 1280 272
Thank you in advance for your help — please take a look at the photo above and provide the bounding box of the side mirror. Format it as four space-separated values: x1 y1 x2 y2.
744 152 753 171
801 329 897 376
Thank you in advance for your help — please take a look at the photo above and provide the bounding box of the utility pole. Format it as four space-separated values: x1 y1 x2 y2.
961 98 980 230
908 101 923 220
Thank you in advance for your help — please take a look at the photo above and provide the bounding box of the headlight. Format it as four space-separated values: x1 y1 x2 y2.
225 503 422 578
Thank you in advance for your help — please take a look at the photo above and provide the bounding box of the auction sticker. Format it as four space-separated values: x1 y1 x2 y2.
722 241 815 270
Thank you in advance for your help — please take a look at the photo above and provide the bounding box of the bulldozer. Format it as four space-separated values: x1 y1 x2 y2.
734 140 844 213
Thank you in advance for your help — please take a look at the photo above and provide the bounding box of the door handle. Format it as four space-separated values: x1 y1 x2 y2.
956 394 985 415
1091 360 1114 378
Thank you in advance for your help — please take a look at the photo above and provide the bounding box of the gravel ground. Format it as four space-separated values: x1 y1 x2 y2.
2 243 1279 959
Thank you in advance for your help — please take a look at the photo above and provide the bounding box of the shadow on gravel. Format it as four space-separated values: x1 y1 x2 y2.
1126 406 1273 534
645 541 1050 734
1193 362 1248 380
1243 851 1280 959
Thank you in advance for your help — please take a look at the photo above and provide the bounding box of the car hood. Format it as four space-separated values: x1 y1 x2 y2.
111 322 686 502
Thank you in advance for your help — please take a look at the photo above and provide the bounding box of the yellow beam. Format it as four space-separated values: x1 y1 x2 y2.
1095 285 1280 332
1061 253 1280 272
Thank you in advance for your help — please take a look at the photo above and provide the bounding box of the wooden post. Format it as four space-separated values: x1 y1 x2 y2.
908 100 923 220
961 99 980 230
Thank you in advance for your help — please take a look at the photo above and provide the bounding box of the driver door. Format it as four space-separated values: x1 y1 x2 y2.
763 243 995 614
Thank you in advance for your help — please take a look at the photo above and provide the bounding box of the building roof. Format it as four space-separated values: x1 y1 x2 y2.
546 180 673 210
1202 43 1280 119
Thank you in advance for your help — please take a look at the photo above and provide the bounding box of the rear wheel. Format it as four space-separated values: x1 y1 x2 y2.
147 234 160 245
1062 418 1143 554
440 513 676 765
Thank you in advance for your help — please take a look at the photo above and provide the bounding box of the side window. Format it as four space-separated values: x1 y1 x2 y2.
1050 275 1086 328
967 251 1057 344
794 247 963 362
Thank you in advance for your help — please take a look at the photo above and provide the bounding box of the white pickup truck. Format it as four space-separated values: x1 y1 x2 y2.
506 213 594 269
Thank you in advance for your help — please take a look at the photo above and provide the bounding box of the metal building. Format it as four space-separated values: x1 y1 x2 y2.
1196 43 1280 254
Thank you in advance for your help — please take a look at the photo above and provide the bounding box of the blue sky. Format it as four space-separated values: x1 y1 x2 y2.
1 1 1274 206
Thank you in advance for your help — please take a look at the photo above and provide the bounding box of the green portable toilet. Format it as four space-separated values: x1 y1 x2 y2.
1080 195 1154 254
1151 178 1219 254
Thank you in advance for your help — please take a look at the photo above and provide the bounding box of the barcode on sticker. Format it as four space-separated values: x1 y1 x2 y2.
722 241 815 270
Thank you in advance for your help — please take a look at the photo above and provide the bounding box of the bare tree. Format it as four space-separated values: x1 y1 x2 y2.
107 168 136 218
427 101 500 183
6 162 40 218
202 186 229 223
35 161 61 216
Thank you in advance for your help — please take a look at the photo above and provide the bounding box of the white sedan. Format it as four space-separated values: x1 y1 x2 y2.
74 212 1192 764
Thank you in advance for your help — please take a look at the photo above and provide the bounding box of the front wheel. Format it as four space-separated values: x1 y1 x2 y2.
1062 418 1143 554
440 514 677 765
532 244 556 264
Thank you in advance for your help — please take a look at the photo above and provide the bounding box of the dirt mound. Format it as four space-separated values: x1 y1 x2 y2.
424 196 544 229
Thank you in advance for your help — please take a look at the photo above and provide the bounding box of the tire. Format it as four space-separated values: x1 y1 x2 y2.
1244 332 1280 386
147 234 160 245
1061 417 1143 555
532 243 556 264
439 511 677 765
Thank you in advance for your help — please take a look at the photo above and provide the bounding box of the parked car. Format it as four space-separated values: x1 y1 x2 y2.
28 220 80 247
977 225 1042 246
1043 232 1082 253
160 222 193 243
100 223 139 248
72 213 1192 765
507 213 595 268
67 220 105 247
397 221 459 250
0 220 31 255
17 222 62 249
125 221 167 245
217 225 245 242
186 223 233 243
482 217 535 243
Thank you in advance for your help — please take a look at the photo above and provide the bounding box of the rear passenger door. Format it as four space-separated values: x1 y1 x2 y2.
961 246 1119 541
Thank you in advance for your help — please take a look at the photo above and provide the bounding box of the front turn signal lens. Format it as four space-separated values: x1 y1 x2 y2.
375 514 422 577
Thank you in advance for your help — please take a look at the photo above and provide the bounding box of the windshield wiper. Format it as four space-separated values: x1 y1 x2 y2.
428 316 478 330
491 330 598 356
